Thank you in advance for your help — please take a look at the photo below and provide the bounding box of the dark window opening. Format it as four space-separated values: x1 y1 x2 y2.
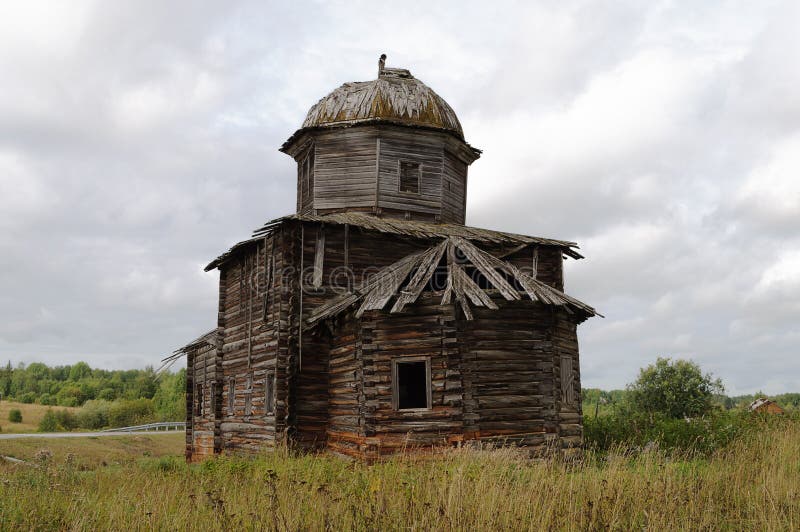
265 371 275 415
227 377 235 413
195 384 203 416
399 161 420 193
394 360 430 410
244 373 253 416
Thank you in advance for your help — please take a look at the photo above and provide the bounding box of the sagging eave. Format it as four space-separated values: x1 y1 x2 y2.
204 214 586 272
157 329 218 375
306 236 601 327
204 236 263 272
280 120 482 164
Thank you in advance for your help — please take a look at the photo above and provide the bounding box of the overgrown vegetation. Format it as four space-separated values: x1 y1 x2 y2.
0 361 185 430
581 357 798 455
8 408 22 423
1 418 798 530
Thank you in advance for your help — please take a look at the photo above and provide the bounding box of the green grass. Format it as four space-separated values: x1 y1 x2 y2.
1 422 799 529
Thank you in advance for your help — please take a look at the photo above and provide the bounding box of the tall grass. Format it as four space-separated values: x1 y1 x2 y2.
1 419 798 530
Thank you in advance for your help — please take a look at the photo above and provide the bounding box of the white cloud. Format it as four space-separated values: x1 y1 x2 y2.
0 1 798 393
735 133 800 229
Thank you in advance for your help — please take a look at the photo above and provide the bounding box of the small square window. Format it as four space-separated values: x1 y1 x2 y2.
399 161 420 194
393 359 431 410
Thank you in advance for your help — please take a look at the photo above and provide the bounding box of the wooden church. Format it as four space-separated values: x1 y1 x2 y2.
178 56 598 461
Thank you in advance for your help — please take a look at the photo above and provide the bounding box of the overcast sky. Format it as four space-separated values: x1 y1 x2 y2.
1 1 798 394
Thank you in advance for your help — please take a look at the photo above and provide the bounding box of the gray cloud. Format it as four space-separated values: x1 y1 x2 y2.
0 0 797 394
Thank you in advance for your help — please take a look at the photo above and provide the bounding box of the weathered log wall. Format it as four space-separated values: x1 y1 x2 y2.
294 327 330 451
215 229 293 455
506 245 564 291
185 351 195 460
186 340 220 461
325 314 362 457
458 299 557 448
359 296 463 458
552 312 583 448
200 220 583 459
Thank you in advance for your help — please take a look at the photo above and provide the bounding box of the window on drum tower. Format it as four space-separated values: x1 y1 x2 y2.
399 161 420 194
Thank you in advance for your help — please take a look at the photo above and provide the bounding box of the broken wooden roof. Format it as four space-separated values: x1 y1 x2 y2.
157 329 217 374
282 65 471 152
307 236 599 326
205 212 584 271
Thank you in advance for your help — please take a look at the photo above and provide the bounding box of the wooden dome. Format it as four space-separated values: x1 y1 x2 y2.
298 67 464 139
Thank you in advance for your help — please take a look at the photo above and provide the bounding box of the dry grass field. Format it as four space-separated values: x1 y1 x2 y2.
0 433 183 468
1 420 798 530
0 401 80 433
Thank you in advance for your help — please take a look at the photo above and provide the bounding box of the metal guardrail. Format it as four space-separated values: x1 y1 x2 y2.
101 421 186 433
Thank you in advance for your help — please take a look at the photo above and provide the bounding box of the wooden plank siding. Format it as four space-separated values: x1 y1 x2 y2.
506 245 564 291
458 300 557 448
195 220 585 459
359 296 463 458
214 228 294 455
442 149 467 225
552 314 583 448
186 341 220 461
377 130 444 216
285 125 476 224
312 128 379 211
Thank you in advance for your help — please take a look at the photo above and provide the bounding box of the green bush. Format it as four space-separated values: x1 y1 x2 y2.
19 392 36 404
97 388 116 401
37 408 79 432
8 409 22 423
108 398 155 428
77 400 111 429
38 409 58 432
627 357 723 419
55 409 78 431
38 393 55 405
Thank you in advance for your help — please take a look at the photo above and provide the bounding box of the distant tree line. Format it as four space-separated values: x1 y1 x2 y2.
583 387 800 415
582 357 800 454
0 361 185 430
